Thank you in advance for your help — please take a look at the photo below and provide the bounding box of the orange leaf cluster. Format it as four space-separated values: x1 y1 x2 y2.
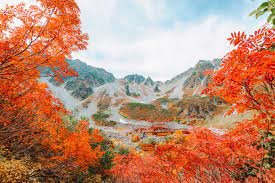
206 27 275 122
0 0 103 177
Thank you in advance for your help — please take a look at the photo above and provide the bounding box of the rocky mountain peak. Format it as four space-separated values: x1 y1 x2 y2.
50 59 115 100
181 59 221 96
144 77 154 86
66 59 115 83
211 58 222 69
45 58 222 101
124 74 146 84
194 60 214 71
164 68 194 85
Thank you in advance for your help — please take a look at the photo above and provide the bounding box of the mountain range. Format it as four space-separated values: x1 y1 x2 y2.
42 57 256 140
48 58 221 100
42 58 227 122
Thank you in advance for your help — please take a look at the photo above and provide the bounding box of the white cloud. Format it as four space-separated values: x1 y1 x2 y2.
134 0 166 21
74 13 260 81
2 0 264 81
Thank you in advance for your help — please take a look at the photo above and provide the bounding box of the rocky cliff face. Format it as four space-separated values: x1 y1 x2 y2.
183 60 214 88
66 59 115 84
162 68 194 99
181 59 221 96
64 78 93 100
173 97 216 119
124 74 146 84
152 96 225 122
50 59 115 100
144 77 154 86
165 68 194 86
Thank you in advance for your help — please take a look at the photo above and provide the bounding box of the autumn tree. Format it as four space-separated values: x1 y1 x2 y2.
0 0 105 179
203 26 275 181
155 27 275 182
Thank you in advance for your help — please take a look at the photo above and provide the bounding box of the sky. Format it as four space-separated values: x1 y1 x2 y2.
2 0 267 81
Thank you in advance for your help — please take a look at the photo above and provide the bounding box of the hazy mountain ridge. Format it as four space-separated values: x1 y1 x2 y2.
45 58 222 102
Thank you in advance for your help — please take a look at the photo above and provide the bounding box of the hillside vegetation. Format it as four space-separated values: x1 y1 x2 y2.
119 97 223 123
120 102 175 122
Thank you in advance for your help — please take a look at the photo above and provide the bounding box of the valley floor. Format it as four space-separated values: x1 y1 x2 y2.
91 107 226 150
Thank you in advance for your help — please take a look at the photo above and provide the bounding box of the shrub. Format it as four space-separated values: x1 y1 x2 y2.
131 92 140 97
127 102 155 110
92 112 110 122
164 135 173 142
95 120 117 127
131 135 140 143
114 146 129 155
119 102 174 122
141 137 156 145
89 134 115 175
62 115 79 132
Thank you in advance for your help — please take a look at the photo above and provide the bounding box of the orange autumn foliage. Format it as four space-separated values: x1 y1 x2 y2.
205 27 275 123
0 0 103 177
111 154 178 183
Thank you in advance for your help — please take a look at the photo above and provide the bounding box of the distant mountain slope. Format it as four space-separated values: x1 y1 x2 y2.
43 58 222 118
66 59 115 84
144 77 154 86
182 59 221 96
124 74 146 84
50 59 115 100
163 68 194 99
160 58 221 98
41 57 255 133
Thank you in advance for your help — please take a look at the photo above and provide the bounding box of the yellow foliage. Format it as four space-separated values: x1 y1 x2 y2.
175 130 183 135
83 174 108 183
0 158 40 183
